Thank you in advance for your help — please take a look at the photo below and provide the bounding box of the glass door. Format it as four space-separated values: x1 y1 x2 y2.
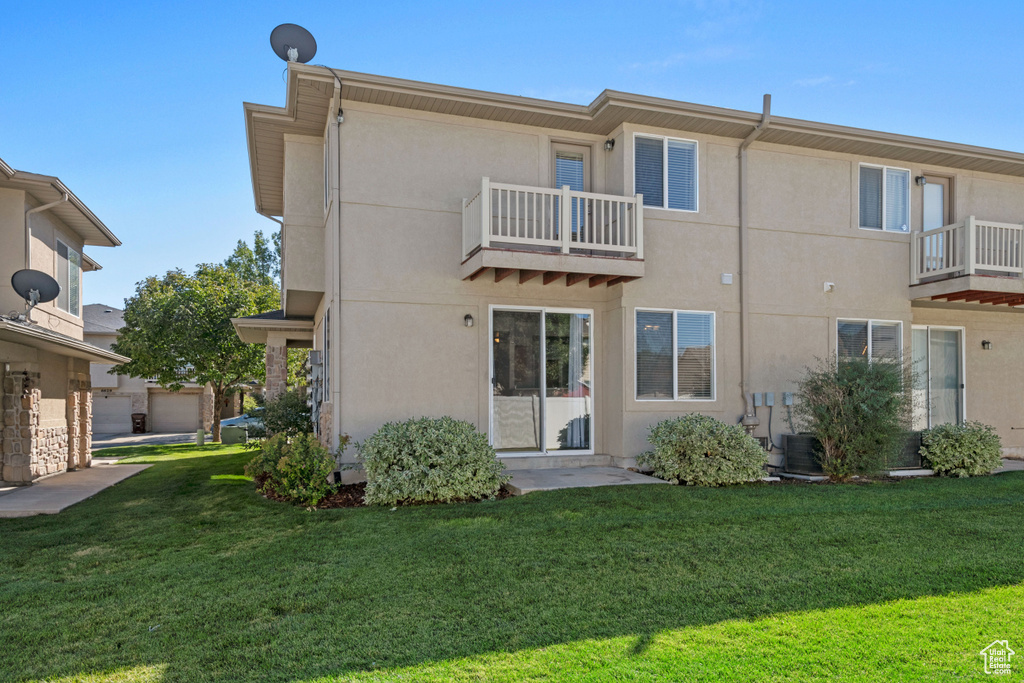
911 326 964 430
553 144 590 241
491 308 593 454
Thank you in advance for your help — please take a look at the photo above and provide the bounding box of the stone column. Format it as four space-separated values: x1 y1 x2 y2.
2 370 43 484
265 334 289 401
66 378 81 469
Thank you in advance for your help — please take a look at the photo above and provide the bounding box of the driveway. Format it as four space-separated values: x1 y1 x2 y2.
92 432 195 451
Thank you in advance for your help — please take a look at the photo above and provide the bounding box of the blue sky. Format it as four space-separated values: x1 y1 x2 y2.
3 1 1023 307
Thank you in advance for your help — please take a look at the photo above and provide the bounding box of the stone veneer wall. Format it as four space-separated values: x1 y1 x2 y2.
319 400 333 449
265 345 288 401
66 377 92 470
2 371 70 483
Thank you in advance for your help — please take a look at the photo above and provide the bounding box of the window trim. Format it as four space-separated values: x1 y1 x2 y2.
858 163 911 233
633 133 700 213
55 237 81 318
835 318 904 361
634 307 716 402
323 308 331 396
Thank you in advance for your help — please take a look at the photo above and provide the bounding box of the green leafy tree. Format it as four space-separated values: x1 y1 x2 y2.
111 264 279 442
224 229 280 286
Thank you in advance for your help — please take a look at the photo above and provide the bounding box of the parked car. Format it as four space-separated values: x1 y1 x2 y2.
220 408 264 431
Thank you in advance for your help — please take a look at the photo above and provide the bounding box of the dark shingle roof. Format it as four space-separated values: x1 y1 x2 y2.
83 303 125 334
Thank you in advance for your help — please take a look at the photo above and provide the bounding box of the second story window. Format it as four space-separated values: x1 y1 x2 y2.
859 165 909 232
634 135 698 211
56 240 81 316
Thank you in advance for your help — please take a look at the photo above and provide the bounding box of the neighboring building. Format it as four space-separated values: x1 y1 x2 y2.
235 64 1024 479
83 304 220 434
0 155 127 483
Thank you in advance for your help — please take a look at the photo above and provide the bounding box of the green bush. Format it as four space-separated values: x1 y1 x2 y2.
245 433 341 507
358 417 510 506
638 414 767 486
921 421 1002 477
792 354 913 480
263 389 311 437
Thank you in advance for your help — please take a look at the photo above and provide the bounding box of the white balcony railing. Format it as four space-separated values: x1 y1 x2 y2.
462 177 643 261
911 216 1024 284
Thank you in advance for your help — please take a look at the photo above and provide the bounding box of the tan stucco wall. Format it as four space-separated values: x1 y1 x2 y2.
279 97 1024 460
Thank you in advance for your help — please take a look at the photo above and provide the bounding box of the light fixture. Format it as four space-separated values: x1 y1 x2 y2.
604 139 615 151
915 175 927 186
982 339 992 350
464 314 474 328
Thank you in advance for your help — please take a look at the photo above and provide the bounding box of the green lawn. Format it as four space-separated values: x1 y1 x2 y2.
1 444 1023 682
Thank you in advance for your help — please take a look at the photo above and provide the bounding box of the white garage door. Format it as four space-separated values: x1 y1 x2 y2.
92 396 132 434
150 393 200 433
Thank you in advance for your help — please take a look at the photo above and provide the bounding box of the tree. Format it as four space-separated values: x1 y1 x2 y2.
224 229 280 286
112 264 279 442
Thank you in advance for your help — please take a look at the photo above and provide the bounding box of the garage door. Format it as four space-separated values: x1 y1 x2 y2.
150 393 200 433
92 396 132 434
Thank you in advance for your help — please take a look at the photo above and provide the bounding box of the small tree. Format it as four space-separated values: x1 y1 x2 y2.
112 264 278 442
792 354 913 480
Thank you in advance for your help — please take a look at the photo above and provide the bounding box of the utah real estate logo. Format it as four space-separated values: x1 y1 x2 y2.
980 640 1015 675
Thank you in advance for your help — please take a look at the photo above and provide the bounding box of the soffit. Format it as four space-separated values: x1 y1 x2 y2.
245 65 1024 216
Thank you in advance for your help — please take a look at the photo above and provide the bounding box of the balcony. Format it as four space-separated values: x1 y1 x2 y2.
910 216 1024 306
460 177 644 286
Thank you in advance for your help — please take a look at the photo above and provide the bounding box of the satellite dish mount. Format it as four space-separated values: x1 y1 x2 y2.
9 269 61 324
270 24 317 64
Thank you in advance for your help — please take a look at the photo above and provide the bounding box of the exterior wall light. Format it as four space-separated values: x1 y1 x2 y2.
915 175 927 186
464 314 474 328
982 340 992 350
604 139 615 151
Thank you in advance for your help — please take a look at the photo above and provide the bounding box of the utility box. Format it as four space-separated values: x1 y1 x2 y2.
131 413 146 434
221 425 247 445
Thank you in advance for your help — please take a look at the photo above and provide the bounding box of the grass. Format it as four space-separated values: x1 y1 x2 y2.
1 443 1022 682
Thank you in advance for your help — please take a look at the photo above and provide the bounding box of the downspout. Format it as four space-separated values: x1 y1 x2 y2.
738 94 771 433
24 193 69 269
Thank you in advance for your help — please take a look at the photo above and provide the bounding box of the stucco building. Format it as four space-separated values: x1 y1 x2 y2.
235 65 1024 477
1 156 127 483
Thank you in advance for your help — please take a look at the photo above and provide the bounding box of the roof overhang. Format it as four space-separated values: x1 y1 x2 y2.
231 310 315 346
0 319 130 363
82 253 102 272
245 65 1024 217
0 156 121 248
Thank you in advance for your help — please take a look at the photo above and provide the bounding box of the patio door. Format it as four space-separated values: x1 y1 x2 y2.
553 143 590 239
490 308 593 454
912 326 964 430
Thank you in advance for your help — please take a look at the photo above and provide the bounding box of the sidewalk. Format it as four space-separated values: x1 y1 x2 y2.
92 432 194 450
0 462 150 518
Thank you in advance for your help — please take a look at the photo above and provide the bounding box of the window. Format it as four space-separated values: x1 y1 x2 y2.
323 308 331 395
837 319 902 360
636 309 714 400
56 240 80 316
634 135 698 211
859 165 909 232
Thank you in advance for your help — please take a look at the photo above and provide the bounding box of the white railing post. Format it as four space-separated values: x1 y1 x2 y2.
910 230 919 285
480 177 490 250
635 194 644 259
560 185 572 254
462 198 468 259
965 216 976 275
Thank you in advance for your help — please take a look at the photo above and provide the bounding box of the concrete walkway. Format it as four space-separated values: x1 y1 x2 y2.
505 467 668 495
995 458 1024 475
93 432 194 451
0 462 150 518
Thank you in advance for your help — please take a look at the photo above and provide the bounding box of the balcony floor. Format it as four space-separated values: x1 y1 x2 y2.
910 273 1024 307
461 247 643 287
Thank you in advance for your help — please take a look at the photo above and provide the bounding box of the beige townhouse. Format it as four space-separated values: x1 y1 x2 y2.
235 64 1024 477
1 156 127 483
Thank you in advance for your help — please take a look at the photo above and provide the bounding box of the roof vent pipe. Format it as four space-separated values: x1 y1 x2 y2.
738 94 771 432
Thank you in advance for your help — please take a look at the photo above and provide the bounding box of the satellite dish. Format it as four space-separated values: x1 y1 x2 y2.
11 269 60 323
270 24 317 64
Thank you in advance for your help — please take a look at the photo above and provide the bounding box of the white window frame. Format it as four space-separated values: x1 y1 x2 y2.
634 308 716 402
55 237 81 317
633 133 699 213
858 163 911 233
835 318 903 361
487 305 596 456
323 308 331 396
911 325 966 428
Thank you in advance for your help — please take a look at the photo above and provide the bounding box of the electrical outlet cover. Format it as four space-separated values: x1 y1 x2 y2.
765 392 775 406
783 392 794 406
753 392 762 407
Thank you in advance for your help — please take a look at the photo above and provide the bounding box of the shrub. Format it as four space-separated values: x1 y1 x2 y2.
245 433 341 507
792 354 913 481
358 417 510 506
638 414 767 486
921 421 1002 477
263 389 312 437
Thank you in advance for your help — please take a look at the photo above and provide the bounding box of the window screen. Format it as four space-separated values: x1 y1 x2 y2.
676 312 713 399
838 319 902 361
636 310 672 399
635 137 664 208
860 165 909 232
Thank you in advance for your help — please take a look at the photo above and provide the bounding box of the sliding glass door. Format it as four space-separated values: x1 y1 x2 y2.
912 326 964 430
491 308 592 454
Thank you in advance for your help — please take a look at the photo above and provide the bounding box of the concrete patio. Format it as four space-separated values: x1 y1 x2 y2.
0 461 150 518
504 467 668 495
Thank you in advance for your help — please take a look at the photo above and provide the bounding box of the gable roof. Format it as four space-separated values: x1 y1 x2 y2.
0 155 121 248
245 64 1024 217
83 303 125 334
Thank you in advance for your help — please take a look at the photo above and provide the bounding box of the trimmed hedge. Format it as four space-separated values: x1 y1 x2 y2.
358 417 510 506
639 414 767 486
921 421 1002 477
